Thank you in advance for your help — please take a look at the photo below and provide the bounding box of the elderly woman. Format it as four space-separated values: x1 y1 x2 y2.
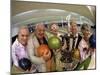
46 23 64 40
77 23 96 70
78 23 92 62
45 23 67 71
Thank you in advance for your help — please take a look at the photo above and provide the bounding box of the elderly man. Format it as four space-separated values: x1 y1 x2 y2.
27 23 53 72
12 26 31 73
59 20 82 70
66 20 82 51
62 20 82 56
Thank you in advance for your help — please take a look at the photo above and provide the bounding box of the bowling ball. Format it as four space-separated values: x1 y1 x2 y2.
48 36 61 49
37 44 51 57
18 58 32 71
89 34 96 48
72 49 80 60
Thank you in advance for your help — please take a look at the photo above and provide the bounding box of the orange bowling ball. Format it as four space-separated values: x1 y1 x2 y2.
37 44 51 57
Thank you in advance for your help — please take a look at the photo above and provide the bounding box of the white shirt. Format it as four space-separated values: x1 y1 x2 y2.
68 33 78 51
78 39 90 62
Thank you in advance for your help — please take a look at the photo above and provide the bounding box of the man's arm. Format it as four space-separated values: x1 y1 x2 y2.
27 37 45 64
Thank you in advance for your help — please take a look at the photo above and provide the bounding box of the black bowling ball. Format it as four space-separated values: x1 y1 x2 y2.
18 58 32 71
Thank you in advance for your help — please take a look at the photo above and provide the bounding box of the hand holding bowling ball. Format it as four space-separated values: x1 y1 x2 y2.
48 36 61 50
37 44 51 61
43 50 51 61
37 44 53 71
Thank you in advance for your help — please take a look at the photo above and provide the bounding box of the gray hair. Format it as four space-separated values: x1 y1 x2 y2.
81 23 90 31
18 26 29 34
35 23 45 30
49 23 59 29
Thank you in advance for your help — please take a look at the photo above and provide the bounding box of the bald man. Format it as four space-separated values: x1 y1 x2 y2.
12 26 29 68
27 23 53 72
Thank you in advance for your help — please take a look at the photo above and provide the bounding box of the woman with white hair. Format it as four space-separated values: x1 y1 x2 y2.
77 23 95 70
78 23 91 62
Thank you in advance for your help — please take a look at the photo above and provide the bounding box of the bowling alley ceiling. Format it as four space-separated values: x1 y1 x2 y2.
11 1 96 26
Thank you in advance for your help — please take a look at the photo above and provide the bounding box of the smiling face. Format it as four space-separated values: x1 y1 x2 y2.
35 23 45 39
82 29 90 38
50 23 59 35
81 24 90 41
70 21 78 35
18 27 29 46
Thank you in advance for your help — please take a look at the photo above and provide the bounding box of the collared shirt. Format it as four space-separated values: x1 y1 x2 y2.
12 39 29 67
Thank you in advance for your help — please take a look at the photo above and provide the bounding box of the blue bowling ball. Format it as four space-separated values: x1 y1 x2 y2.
18 58 32 71
89 34 96 48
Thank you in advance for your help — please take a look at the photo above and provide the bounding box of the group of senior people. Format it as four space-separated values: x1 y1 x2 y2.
11 20 96 73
